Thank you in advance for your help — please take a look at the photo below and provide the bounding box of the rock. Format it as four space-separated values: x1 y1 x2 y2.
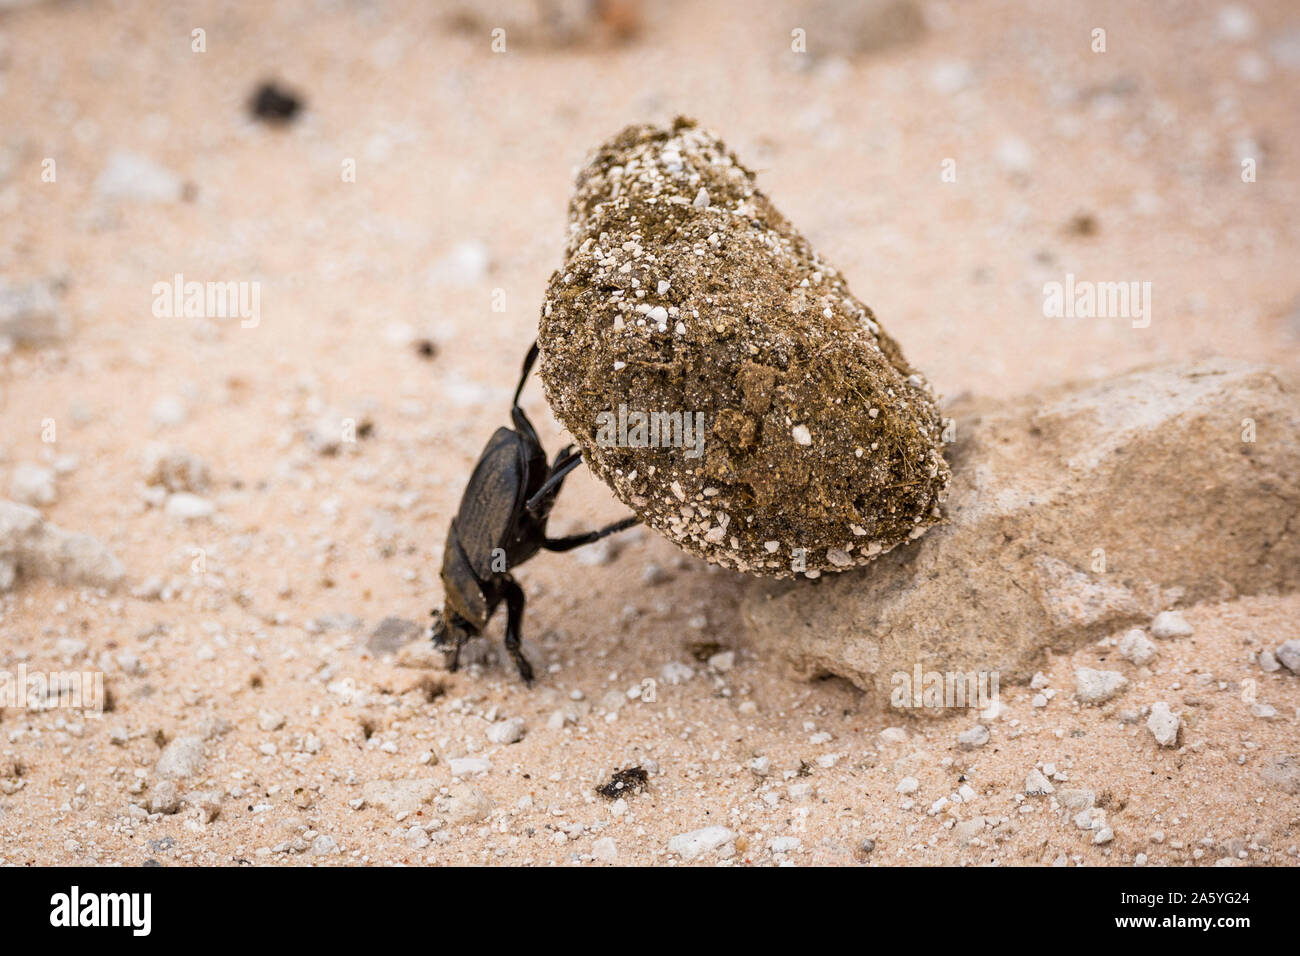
1150 610 1193 640
1118 628 1158 666
95 150 184 202
1024 769 1055 795
311 835 338 855
0 500 125 592
1259 650 1281 672
1260 755 1300 795
368 617 421 656
486 717 526 745
149 780 181 814
9 463 55 506
442 784 493 824
185 789 223 822
743 361 1300 700
895 776 919 794
1075 668 1128 705
142 445 210 493
995 137 1035 174
953 817 984 845
957 725 989 750
312 612 362 633
257 709 285 732
668 825 736 861
538 118 949 578
0 279 69 345
592 836 618 862
793 0 926 58
164 493 215 520
155 735 205 779
442 0 641 49
707 650 736 673
362 779 438 816
1058 788 1095 811
404 825 431 849
150 395 188 427
1275 640 1300 674
448 756 492 776
1147 702 1181 747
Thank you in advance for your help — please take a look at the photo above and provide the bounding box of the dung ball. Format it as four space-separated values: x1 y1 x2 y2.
538 118 950 577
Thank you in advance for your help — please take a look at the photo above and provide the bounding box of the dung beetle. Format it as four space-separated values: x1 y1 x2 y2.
430 341 638 683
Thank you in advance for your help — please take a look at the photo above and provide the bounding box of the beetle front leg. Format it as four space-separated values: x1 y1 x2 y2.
501 576 534 684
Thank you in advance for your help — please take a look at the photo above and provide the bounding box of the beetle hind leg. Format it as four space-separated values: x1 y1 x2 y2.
501 577 534 685
543 514 640 552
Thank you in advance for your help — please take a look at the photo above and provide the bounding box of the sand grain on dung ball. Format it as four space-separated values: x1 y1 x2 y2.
538 117 951 577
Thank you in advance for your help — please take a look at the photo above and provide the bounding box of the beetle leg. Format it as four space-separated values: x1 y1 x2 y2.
512 340 539 410
543 514 640 552
501 577 534 684
524 450 583 514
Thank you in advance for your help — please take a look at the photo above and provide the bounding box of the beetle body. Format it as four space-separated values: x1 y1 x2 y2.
431 343 637 682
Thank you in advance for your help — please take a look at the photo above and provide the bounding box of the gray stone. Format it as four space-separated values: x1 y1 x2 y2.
668 826 736 861
1275 640 1300 674
592 836 618 862
368 616 421 656
1260 755 1300 795
164 493 214 520
184 789 223 822
311 834 339 855
0 500 125 592
149 780 181 814
1024 769 1054 795
95 150 184 202
448 756 491 776
1118 628 1158 666
1150 610 1193 639
742 361 1300 701
442 784 492 824
1058 788 1095 811
0 279 70 345
1075 667 1128 705
362 778 438 816
797 0 927 59
1147 702 1181 747
486 717 526 745
9 463 55 506
155 735 205 779
957 725 989 750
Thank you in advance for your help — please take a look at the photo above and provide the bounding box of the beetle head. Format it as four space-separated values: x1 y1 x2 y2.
429 607 476 649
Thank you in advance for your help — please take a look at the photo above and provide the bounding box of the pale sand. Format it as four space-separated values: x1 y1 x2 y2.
0 0 1297 865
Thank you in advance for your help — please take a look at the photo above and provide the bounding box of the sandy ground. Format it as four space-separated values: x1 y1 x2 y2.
0 0 1298 866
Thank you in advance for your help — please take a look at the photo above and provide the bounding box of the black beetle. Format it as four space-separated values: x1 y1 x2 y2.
430 341 638 683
